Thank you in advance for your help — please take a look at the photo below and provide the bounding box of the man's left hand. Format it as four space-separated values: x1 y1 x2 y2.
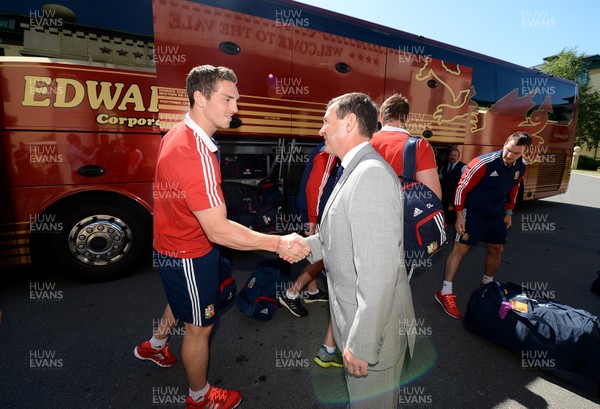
343 347 369 377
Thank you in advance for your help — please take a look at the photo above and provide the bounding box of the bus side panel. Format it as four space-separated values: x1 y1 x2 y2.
4 131 160 188
385 47 473 143
0 62 159 133
0 59 161 269
153 0 293 135
463 65 577 200
153 0 388 138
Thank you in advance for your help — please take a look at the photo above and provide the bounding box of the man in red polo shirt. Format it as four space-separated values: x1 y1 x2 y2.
134 65 309 409
370 93 442 200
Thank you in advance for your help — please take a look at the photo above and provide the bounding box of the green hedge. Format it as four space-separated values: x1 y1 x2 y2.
577 155 600 170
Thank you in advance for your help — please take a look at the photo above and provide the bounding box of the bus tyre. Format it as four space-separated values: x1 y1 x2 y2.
37 196 151 281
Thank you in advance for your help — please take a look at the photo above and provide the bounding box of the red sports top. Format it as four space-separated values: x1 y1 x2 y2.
371 126 437 176
305 150 337 224
153 115 223 258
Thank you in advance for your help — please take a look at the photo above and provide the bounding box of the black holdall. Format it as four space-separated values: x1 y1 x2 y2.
463 281 600 397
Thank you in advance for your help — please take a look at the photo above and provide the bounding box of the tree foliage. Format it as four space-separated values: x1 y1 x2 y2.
541 47 600 150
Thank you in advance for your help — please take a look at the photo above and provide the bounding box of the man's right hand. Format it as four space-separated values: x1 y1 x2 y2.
277 233 310 263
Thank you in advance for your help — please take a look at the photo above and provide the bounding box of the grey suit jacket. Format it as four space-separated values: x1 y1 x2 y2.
307 143 416 370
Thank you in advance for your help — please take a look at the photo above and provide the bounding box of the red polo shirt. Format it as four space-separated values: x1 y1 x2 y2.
153 120 223 258
371 126 437 176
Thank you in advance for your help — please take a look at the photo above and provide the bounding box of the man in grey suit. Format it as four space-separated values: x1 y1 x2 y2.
296 93 417 408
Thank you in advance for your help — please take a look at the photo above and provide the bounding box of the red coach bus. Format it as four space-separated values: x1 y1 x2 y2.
0 58 160 279
0 0 578 279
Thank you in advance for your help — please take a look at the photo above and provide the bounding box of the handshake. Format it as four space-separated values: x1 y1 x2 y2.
275 233 310 263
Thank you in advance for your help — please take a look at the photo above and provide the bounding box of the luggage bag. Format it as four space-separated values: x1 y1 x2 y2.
463 281 600 396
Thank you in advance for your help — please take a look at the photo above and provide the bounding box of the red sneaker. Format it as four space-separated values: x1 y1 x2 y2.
134 340 176 367
435 291 462 319
186 386 242 409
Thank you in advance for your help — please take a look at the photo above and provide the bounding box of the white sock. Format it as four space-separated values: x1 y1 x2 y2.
307 289 319 295
323 344 336 354
286 290 299 299
441 280 453 295
482 275 494 284
149 335 167 350
189 383 211 401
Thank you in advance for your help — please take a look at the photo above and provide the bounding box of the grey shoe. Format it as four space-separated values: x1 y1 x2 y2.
314 345 344 368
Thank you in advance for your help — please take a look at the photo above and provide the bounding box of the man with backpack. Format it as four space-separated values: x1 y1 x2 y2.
371 93 445 274
435 131 532 319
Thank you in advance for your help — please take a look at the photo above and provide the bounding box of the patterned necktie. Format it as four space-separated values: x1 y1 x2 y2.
334 165 344 184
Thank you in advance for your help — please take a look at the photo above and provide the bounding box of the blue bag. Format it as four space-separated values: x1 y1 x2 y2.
401 136 447 275
236 259 289 321
464 281 600 396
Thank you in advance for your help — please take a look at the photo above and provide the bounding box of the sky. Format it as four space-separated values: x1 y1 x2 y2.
1 1 598 68
294 0 599 68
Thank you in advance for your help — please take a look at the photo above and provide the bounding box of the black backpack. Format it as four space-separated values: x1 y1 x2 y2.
221 181 257 229
255 177 283 233
401 136 447 278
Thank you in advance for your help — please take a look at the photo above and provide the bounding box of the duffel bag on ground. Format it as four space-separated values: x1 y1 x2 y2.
236 258 289 321
463 281 600 396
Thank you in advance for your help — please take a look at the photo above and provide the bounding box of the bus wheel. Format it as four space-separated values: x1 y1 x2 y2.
37 195 152 281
